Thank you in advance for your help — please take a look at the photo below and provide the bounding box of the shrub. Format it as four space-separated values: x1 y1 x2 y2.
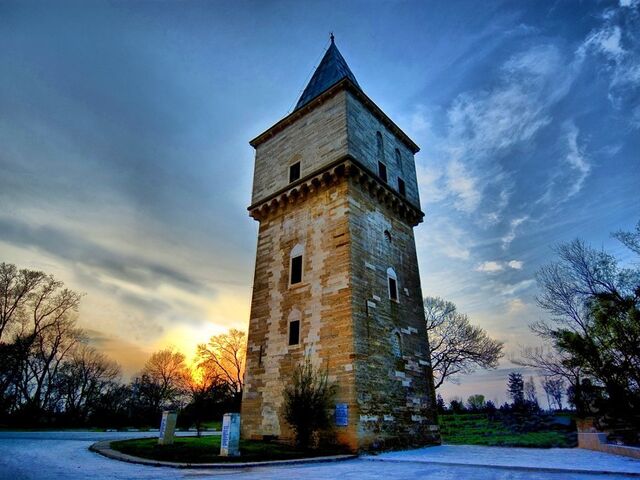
283 357 337 449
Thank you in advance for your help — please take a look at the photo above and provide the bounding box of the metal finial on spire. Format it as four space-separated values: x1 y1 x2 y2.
330 32 335 44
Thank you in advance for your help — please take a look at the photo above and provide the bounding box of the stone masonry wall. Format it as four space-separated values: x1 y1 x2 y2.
243 84 439 451
251 91 349 206
345 91 421 209
348 178 439 449
241 180 360 450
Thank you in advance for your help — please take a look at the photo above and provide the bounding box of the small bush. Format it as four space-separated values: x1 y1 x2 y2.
283 357 337 449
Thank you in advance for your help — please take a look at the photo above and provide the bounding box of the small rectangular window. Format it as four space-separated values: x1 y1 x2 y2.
378 161 387 183
289 162 301 183
290 255 303 284
388 277 398 302
398 178 406 197
289 320 300 346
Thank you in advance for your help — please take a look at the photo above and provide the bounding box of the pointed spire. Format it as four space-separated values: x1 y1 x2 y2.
294 36 360 111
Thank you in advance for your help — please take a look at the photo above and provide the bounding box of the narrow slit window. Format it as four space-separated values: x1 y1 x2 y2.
378 161 387 183
289 162 301 183
391 332 402 358
388 277 398 301
290 255 303 284
398 178 406 197
288 319 300 346
387 267 399 302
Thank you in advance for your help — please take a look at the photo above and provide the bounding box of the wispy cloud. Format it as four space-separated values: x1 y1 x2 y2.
445 160 481 213
499 279 535 296
422 217 472 260
564 122 591 197
578 1 640 118
501 216 529 250
423 43 581 221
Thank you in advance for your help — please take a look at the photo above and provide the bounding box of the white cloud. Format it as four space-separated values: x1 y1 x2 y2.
507 298 527 314
445 160 481 213
475 259 524 273
507 260 524 270
501 216 529 250
422 217 471 260
476 261 504 273
584 25 625 58
416 163 447 205
409 104 431 134
578 4 640 119
564 122 591 197
434 44 580 216
500 279 535 296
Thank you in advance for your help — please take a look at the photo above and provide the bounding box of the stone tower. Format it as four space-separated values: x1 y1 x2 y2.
241 38 440 451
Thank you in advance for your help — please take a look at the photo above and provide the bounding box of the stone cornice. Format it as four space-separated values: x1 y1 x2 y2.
249 79 420 154
247 155 425 226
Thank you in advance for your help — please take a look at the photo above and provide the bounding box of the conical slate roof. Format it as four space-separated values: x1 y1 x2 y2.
294 37 360 111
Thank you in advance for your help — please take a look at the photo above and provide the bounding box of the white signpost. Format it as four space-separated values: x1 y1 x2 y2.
158 410 178 445
220 413 241 456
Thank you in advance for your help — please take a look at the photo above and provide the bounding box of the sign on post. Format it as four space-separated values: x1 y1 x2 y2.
158 410 178 445
335 403 349 426
220 413 241 456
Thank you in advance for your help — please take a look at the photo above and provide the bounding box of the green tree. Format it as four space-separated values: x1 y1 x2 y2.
507 372 524 406
520 221 640 433
466 394 486 411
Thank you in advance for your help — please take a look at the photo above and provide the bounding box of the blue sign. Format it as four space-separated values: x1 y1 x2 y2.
335 403 348 426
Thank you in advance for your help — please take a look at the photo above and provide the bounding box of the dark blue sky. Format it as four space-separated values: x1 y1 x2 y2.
1 0 638 403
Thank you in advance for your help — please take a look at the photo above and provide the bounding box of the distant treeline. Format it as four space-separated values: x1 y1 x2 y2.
0 262 245 430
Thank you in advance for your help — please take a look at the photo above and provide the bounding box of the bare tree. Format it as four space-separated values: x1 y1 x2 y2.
519 232 639 418
542 376 565 411
524 376 538 405
197 329 246 398
56 344 121 423
533 239 625 339
0 263 84 418
0 262 82 343
183 362 229 436
514 346 581 386
17 314 82 414
424 297 503 389
139 348 189 410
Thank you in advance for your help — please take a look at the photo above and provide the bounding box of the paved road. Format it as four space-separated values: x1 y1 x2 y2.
1 431 639 480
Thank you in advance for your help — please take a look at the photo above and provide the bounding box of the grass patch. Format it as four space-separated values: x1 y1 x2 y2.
439 413 576 448
199 421 221 431
110 435 347 463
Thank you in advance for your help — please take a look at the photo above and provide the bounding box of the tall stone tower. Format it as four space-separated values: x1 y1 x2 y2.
241 37 440 451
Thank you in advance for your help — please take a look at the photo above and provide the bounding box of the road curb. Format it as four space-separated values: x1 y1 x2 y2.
363 456 640 477
89 439 358 469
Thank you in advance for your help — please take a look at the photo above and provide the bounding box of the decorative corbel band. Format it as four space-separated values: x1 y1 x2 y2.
248 155 425 227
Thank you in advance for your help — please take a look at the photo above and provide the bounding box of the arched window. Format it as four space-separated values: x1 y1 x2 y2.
391 331 402 358
376 132 387 182
387 267 399 302
288 309 301 346
290 244 304 285
376 131 384 160
395 148 404 173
